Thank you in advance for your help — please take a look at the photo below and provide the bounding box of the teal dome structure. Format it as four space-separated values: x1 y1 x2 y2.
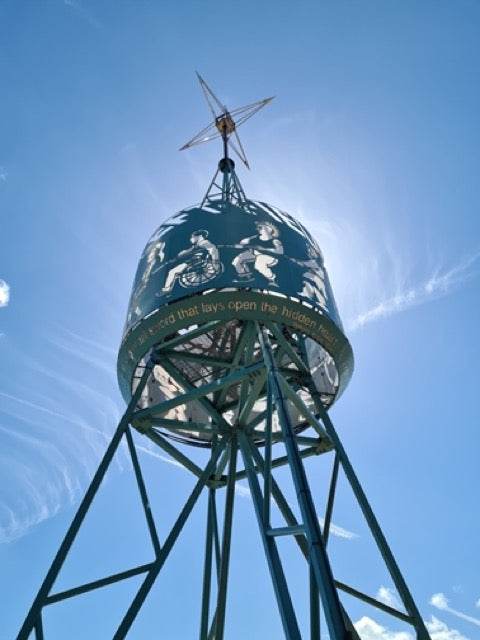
118 195 353 446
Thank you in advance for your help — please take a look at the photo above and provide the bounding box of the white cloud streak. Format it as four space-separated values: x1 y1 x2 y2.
0 167 7 181
0 279 10 307
234 482 251 498
0 327 124 544
319 516 358 540
0 388 116 543
430 593 480 628
46 329 117 377
134 444 188 471
63 0 102 29
348 252 480 332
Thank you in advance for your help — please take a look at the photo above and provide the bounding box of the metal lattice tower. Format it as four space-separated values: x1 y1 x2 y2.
18 76 431 640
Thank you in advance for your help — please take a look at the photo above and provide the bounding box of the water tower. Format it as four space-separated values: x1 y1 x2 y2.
18 76 431 640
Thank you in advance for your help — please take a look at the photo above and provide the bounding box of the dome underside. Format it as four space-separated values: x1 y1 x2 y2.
131 317 339 446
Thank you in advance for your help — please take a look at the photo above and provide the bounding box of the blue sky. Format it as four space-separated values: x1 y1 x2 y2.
1 1 479 638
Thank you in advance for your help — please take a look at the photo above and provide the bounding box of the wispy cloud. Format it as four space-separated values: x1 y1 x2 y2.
430 593 480 628
476 599 480 608
348 252 480 332
135 444 188 471
234 482 250 498
63 0 102 29
354 614 469 640
0 167 7 181
0 422 82 543
0 327 123 544
47 328 117 377
0 388 116 543
319 516 358 540
0 279 10 307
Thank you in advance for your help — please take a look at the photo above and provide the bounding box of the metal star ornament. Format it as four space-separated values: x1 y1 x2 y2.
180 72 274 169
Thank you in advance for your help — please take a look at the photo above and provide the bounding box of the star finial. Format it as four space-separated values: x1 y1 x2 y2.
180 72 274 169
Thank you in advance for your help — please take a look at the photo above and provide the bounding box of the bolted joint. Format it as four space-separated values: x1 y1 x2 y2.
207 474 227 489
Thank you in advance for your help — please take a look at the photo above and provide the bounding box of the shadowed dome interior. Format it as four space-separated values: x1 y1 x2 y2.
130 316 340 446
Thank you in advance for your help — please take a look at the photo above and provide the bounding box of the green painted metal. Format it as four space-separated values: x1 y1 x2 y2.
266 525 306 537
118 295 352 450
145 364 256 439
34 617 44 640
212 441 237 640
307 382 432 640
263 365 273 526
323 453 340 546
334 581 413 625
258 327 350 640
121 198 344 335
19 317 430 639
125 425 161 555
238 429 303 640
17 360 155 640
271 367 429 636
201 158 247 207
133 359 264 424
309 563 321 640
45 563 154 605
17 125 432 639
200 490 216 640
112 437 230 639
119 290 353 409
117 177 355 447
245 436 307 552
141 427 205 477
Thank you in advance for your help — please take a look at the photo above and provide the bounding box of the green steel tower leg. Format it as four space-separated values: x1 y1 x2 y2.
17 313 431 639
17 359 156 640
238 430 303 640
211 440 238 640
258 327 351 640
199 489 217 640
112 438 229 639
307 380 431 640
